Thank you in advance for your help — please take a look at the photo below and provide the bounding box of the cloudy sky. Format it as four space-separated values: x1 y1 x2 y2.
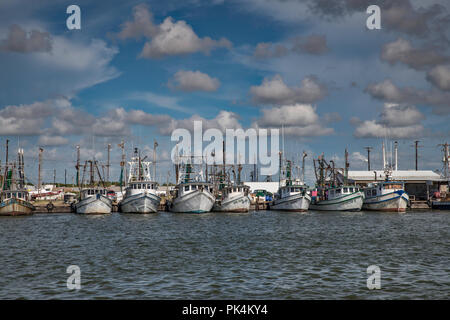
0 0 449 185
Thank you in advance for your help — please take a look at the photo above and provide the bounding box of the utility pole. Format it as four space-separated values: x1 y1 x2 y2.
53 168 56 187
38 147 43 193
414 140 421 171
364 147 372 171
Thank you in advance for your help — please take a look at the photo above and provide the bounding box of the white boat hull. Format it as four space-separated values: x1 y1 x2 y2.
363 191 409 212
170 190 215 213
75 194 112 215
270 194 311 212
213 194 251 212
310 192 364 211
120 192 160 213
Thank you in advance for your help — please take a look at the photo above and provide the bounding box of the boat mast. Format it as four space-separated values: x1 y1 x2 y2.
344 148 349 185
153 140 158 182
302 151 307 183
76 145 80 190
2 139 9 191
278 150 282 189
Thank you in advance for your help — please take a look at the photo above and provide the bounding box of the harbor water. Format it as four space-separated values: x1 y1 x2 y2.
0 210 448 299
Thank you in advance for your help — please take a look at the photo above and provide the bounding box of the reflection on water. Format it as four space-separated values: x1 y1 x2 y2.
0 210 448 299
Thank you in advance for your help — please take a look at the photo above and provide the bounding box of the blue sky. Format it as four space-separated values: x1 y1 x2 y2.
0 0 449 185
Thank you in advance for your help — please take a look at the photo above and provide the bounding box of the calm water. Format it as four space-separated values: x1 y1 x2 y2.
0 210 448 299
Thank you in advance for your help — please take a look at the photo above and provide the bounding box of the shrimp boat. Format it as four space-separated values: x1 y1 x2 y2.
75 158 112 215
168 156 215 213
362 169 409 212
270 155 311 212
0 145 35 216
310 151 364 211
213 184 251 212
212 164 251 213
120 147 160 213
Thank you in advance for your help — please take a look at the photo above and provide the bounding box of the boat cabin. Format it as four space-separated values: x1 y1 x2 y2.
125 181 157 196
277 185 307 199
326 185 360 200
80 188 107 199
1 190 30 201
221 185 249 199
364 181 404 198
173 182 213 198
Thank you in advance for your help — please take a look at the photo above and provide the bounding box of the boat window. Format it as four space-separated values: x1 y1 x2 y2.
137 184 141 189
372 189 377 196
366 190 371 196
185 185 190 191
336 189 341 194
7 193 11 198
349 188 353 193
343 187 348 193
238 187 242 192
192 185 198 190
